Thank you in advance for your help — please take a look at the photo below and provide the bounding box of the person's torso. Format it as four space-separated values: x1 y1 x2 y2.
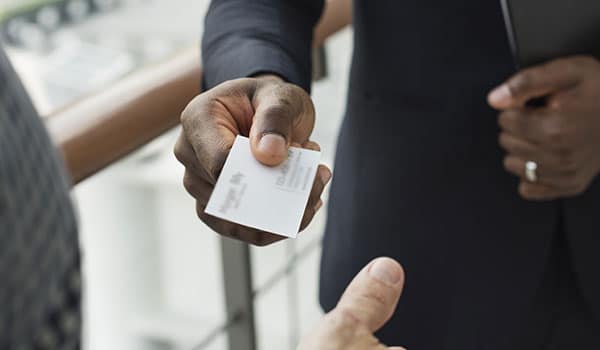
320 2 600 348
350 0 514 98
345 0 516 185
0 47 81 349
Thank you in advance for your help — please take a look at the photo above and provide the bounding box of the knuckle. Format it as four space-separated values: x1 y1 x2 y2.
332 309 360 331
355 285 388 311
542 121 567 146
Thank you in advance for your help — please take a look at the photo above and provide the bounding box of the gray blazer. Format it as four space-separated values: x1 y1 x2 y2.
0 47 81 349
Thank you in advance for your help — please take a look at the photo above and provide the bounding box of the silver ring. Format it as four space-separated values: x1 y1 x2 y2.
525 161 538 183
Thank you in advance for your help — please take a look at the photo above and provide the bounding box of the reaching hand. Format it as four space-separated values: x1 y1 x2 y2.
298 257 407 350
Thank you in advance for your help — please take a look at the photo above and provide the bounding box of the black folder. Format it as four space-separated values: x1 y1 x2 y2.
501 0 600 68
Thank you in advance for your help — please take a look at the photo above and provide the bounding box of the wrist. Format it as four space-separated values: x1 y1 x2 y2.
254 73 285 84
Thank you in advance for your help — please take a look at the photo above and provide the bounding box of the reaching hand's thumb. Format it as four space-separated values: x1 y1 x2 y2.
334 257 405 333
249 82 315 166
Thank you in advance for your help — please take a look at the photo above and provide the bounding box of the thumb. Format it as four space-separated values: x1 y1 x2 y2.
334 257 405 333
249 82 315 166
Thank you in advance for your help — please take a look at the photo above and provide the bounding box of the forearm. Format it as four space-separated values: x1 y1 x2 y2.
314 0 353 48
202 0 324 92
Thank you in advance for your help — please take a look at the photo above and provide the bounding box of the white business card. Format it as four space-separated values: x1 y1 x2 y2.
205 136 321 238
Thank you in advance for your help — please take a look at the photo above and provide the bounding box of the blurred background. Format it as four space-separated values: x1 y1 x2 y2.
1 0 352 349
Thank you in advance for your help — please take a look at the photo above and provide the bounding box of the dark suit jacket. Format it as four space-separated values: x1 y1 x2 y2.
202 1 600 348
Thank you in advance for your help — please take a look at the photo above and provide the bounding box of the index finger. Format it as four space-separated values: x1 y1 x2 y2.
488 57 584 109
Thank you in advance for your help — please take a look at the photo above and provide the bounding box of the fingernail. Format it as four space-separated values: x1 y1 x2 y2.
488 84 512 105
369 258 402 286
258 133 287 154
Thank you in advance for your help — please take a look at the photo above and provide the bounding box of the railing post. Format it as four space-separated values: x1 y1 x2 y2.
220 237 257 350
285 240 300 349
312 46 328 82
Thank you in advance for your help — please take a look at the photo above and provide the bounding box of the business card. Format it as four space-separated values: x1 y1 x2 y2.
205 136 321 238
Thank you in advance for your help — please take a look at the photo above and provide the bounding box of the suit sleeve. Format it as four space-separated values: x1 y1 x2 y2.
201 0 325 92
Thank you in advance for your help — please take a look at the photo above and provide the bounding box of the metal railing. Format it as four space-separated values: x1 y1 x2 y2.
189 237 323 350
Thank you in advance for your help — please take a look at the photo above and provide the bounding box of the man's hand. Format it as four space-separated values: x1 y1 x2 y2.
488 56 600 201
174 76 332 246
298 257 406 350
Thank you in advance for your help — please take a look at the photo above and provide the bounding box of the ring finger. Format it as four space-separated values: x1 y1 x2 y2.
503 155 574 189
499 133 564 170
